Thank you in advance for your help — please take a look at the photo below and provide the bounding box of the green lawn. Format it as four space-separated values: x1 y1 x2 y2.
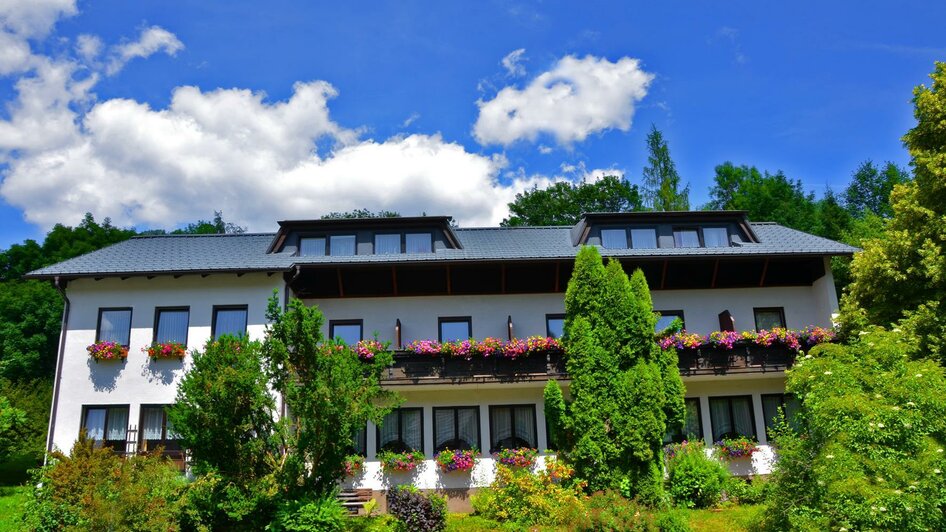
687 504 765 532
0 486 27 532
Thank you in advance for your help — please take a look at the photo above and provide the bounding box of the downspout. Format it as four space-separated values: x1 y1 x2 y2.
45 276 70 457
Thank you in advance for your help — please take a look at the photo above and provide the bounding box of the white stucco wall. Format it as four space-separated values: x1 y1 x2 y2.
50 274 283 453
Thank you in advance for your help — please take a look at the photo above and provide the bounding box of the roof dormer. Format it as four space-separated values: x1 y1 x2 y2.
571 211 760 249
266 216 462 256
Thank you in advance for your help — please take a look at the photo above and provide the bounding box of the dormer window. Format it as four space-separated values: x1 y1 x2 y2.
600 228 628 249
673 228 700 248
299 237 326 256
375 234 401 254
405 233 432 253
630 228 657 249
329 235 356 256
703 227 729 248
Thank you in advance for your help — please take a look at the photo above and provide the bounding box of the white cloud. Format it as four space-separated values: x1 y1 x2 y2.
0 0 76 38
401 112 420 127
107 25 183 75
75 34 102 61
473 55 654 146
501 48 527 77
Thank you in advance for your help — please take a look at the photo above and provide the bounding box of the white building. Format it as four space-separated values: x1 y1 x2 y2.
28 211 855 509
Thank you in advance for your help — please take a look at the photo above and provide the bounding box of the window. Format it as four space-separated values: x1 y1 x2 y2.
299 237 326 256
139 405 181 453
709 396 756 441
378 408 424 453
439 317 471 342
762 394 801 438
754 307 786 330
433 406 480 452
600 228 628 249
330 235 356 256
212 306 247 339
703 227 729 248
154 308 189 345
97 308 132 346
330 320 363 345
81 405 129 452
630 228 658 249
405 233 432 253
655 310 685 333
673 228 700 248
489 405 537 452
351 425 367 456
375 234 401 254
546 314 565 339
664 398 703 443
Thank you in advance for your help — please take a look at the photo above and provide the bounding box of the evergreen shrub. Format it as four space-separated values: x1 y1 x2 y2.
665 441 728 509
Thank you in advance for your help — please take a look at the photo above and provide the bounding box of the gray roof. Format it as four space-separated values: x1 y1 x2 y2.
25 222 858 279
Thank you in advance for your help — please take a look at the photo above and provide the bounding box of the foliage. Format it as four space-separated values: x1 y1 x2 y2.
170 211 246 234
0 396 25 459
269 494 347 532
665 439 729 509
177 469 279 532
492 447 538 468
321 209 401 220
344 454 365 476
144 341 187 360
582 490 656 531
558 246 685 500
435 448 477 473
765 328 946 531
470 462 587 527
263 295 397 496
653 510 692 532
86 340 128 362
0 379 51 467
377 450 425 473
844 160 911 218
502 175 643 226
0 280 62 381
543 380 567 451
404 336 562 358
713 437 758 461
386 485 447 532
641 125 689 211
840 62 946 364
722 477 768 505
22 434 185 532
705 162 818 233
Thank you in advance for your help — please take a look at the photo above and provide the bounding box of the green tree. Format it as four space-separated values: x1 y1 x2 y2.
502 175 643 226
840 62 946 363
320 208 401 220
0 395 26 459
543 380 567 451
813 189 852 243
844 160 911 218
262 296 397 497
765 329 946 531
172 211 246 234
556 246 684 499
705 162 819 233
641 125 689 211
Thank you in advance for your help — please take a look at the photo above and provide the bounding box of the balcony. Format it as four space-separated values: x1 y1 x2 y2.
675 344 796 376
381 350 567 385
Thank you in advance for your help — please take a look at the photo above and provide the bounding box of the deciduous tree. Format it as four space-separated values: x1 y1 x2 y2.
502 175 643 226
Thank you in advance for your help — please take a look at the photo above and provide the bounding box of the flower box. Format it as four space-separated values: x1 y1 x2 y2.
493 447 538 468
435 448 477 473
377 450 425 473
87 341 128 362
143 342 186 361
343 454 365 476
659 326 835 353
714 437 759 461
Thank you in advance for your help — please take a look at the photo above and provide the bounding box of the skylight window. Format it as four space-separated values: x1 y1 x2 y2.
600 228 628 249
630 228 657 249
405 233 432 253
299 237 325 256
375 234 401 254
703 227 729 247
330 235 356 256
673 229 700 248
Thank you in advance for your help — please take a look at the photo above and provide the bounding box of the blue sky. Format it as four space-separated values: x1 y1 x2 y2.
0 1 944 248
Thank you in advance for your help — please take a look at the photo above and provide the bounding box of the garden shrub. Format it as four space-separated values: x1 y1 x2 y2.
269 493 347 532
653 509 691 532
582 490 656 531
470 461 587 527
723 476 767 505
665 441 728 509
386 485 446 532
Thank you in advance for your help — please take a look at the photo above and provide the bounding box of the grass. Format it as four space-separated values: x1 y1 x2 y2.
687 504 766 532
0 486 27 532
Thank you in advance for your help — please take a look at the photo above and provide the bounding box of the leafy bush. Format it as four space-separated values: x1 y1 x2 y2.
269 494 347 532
177 469 280 531
582 490 655 531
665 440 728 509
653 509 691 532
386 485 446 532
723 476 767 505
470 461 587 527
22 434 185 531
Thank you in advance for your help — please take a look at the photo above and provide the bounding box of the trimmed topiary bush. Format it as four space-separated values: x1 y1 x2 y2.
386 485 446 532
665 441 729 509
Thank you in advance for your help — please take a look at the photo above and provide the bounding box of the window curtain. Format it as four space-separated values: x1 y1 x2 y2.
141 407 164 440
375 234 401 254
379 411 399 448
709 399 732 440
732 397 754 437
684 400 702 438
156 310 188 344
99 310 131 345
703 228 728 247
630 229 657 249
402 410 422 451
83 409 106 440
214 309 247 338
457 408 478 449
300 238 325 256
352 426 367 455
405 233 431 253
491 408 512 448
514 406 536 447
600 229 627 249
674 230 700 248
435 409 454 450
106 407 128 442
330 235 356 256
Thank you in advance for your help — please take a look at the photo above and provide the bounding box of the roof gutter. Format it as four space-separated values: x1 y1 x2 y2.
45 276 70 457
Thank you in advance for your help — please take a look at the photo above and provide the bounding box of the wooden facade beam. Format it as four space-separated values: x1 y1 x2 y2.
759 258 769 287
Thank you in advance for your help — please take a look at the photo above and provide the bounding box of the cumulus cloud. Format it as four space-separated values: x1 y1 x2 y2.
473 55 654 146
107 25 184 75
0 0 77 74
501 48 527 77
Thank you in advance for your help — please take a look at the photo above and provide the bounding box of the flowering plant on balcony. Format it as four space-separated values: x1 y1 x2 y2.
404 336 563 359
663 439 705 461
714 436 759 460
657 331 704 350
377 450 425 473
493 447 538 468
658 326 835 352
87 341 128 362
143 341 186 361
435 448 477 473
343 454 365 476
354 339 388 361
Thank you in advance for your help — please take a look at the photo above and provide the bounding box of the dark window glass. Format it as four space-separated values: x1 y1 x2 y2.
709 396 756 441
600 228 628 249
439 318 471 342
299 237 326 256
351 425 367 456
140 405 181 453
703 227 729 247
330 321 363 345
762 394 801 438
489 405 537 451
754 307 786 330
546 314 565 339
673 229 700 248
375 234 401 254
405 233 432 253
330 235 356 256
378 408 424 453
97 309 132 346
655 310 684 332
82 405 129 453
434 407 480 452
664 398 703 443
630 228 658 249
213 307 247 339
155 308 188 345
